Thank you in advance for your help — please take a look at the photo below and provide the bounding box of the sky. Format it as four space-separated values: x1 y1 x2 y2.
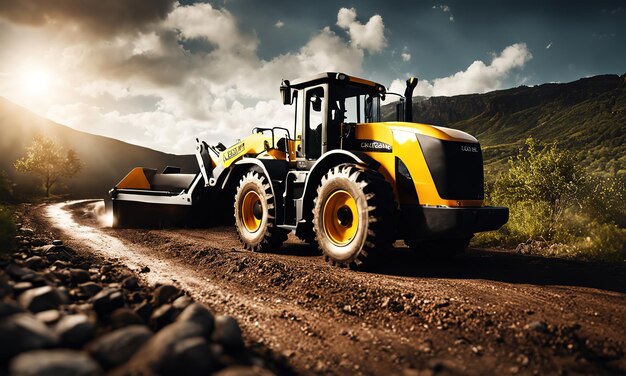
0 0 623 154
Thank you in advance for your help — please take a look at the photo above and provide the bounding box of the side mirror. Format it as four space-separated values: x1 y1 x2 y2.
280 80 292 105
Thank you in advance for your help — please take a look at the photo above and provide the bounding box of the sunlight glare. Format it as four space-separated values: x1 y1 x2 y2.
20 68 51 96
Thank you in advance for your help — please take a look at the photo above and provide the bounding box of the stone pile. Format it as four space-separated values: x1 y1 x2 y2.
0 227 275 375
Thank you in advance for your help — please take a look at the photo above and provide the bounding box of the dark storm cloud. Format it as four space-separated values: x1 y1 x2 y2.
0 0 176 36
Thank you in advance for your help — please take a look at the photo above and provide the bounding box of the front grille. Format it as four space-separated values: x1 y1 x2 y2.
416 134 484 200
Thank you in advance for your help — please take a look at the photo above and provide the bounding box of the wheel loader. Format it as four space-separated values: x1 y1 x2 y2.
109 72 508 267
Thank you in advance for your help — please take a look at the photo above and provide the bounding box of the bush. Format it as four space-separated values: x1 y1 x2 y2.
478 137 626 262
0 170 13 203
0 206 16 254
491 137 585 239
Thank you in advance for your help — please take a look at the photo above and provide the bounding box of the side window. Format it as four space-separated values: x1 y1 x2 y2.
305 87 324 159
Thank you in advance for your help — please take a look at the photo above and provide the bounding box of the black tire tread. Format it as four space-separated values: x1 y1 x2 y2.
234 171 289 252
313 164 395 268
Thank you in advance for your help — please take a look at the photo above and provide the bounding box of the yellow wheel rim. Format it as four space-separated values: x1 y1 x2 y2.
322 190 358 246
241 191 262 233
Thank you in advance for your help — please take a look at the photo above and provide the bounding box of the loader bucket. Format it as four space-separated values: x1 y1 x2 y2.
109 166 221 228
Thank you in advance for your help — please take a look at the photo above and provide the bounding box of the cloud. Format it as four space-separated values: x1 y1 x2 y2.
0 0 176 37
0 3 384 153
432 4 455 22
401 46 411 62
336 7 387 54
275 20 284 28
388 43 532 97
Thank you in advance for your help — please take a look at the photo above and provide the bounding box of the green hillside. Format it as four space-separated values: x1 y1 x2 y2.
383 74 626 178
0 98 197 198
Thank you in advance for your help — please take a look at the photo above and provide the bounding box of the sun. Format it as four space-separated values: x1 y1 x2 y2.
20 68 51 96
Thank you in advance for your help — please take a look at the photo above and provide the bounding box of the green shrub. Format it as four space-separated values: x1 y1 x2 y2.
577 223 626 262
479 137 626 262
491 137 585 240
0 206 16 253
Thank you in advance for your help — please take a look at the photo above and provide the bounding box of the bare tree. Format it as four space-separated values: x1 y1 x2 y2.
14 135 82 197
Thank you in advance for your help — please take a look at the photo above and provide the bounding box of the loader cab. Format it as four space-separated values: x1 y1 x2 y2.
282 73 385 168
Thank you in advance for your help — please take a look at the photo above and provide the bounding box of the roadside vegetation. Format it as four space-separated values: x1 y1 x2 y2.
14 135 82 197
474 138 626 262
0 170 16 253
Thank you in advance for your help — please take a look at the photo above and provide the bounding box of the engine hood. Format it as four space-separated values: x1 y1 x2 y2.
377 121 478 143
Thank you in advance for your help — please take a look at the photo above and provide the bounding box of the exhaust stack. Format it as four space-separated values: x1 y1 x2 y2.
404 77 418 122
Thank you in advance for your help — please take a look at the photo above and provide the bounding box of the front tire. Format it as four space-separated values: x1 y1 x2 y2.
234 171 289 252
313 164 395 268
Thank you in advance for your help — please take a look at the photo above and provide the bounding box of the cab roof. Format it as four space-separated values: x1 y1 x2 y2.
288 72 385 93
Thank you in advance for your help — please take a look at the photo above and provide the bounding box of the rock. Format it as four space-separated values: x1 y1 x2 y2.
24 256 46 269
0 313 58 361
212 315 244 354
86 325 152 369
150 304 179 330
0 274 12 297
0 300 24 318
6 264 35 280
18 285 67 313
170 336 217 375
122 276 139 290
100 265 112 274
33 244 58 253
214 366 275 376
19 227 35 236
10 349 103 376
70 268 91 284
135 300 153 322
110 308 144 329
55 314 95 348
19 272 49 287
51 260 70 269
121 321 209 375
13 281 34 295
172 295 193 310
45 249 71 262
153 284 180 307
177 303 215 337
71 303 94 314
91 288 125 317
52 240 64 246
35 310 63 325
127 291 144 304
79 282 102 297
526 321 547 333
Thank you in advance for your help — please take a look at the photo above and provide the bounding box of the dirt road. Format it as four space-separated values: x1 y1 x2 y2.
34 200 626 375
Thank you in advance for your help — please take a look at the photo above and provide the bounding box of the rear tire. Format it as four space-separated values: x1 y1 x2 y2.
234 171 289 252
313 164 395 268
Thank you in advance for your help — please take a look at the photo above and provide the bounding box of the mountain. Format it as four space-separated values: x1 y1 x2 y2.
383 74 626 177
0 98 197 198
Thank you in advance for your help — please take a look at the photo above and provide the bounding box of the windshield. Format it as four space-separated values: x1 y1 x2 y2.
329 84 381 124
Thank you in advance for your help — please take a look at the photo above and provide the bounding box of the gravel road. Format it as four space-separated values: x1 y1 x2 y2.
36 200 626 375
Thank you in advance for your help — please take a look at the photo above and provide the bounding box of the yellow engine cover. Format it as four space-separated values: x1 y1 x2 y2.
354 122 484 208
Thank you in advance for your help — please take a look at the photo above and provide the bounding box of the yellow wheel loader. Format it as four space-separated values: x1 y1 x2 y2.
109 72 508 267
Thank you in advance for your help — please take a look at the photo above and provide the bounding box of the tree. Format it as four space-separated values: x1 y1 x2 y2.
14 135 82 197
